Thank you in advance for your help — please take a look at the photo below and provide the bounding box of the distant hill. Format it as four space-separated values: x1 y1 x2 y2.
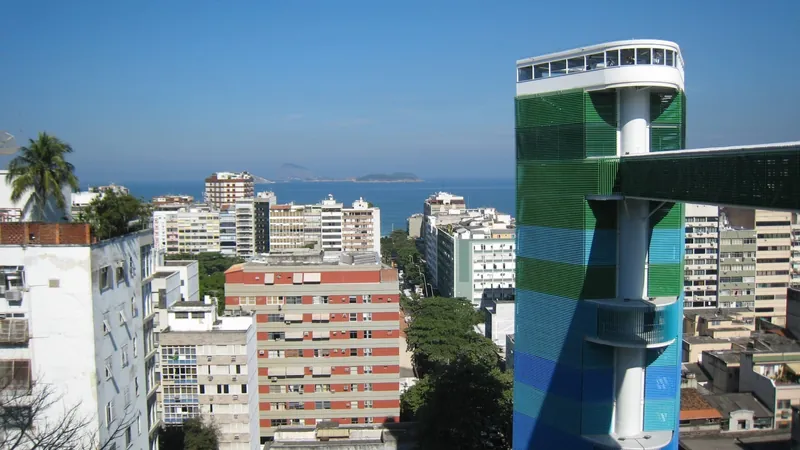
276 163 315 181
355 172 422 182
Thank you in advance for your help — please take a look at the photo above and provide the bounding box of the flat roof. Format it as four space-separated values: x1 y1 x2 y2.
705 392 772 419
624 141 800 158
705 350 741 365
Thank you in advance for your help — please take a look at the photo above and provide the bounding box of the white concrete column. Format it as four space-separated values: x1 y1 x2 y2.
613 86 652 437
614 346 646 437
620 87 650 156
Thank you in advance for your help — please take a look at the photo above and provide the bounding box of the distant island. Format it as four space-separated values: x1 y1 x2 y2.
259 164 423 183
355 172 422 183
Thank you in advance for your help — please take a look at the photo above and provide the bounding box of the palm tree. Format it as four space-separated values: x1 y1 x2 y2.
5 132 79 221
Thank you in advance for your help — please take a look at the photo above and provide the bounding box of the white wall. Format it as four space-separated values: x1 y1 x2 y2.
489 301 515 353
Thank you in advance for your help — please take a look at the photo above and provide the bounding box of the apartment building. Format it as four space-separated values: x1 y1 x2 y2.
223 250 401 444
342 198 380 254
434 209 515 307
205 172 255 209
421 192 467 290
754 210 793 326
718 228 757 309
220 205 237 256
151 195 194 212
791 213 800 287
683 204 720 309
269 197 380 255
0 222 157 450
254 192 277 254
235 199 256 259
153 206 221 255
158 298 256 450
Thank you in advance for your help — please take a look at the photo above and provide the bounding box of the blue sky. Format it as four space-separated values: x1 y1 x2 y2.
1 0 798 183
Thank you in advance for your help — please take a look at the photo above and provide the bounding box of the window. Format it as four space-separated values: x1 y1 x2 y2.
105 401 114 427
364 313 372 322
314 401 331 410
364 383 373 392
100 266 111 290
364 330 372 339
365 400 373 409
349 313 358 322
533 63 549 78
103 316 111 335
621 48 635 65
241 384 248 394
351 417 359 424
364 348 372 357
121 346 129 368
105 357 113 380
313 296 328 304
116 265 126 285
314 349 330 358
0 360 31 389
239 296 256 305
134 377 140 396
636 48 651 64
349 296 357 304
666 50 675 66
175 312 189 319
349 331 358 339
778 400 792 409
191 312 206 319
133 336 138 357
517 66 533 82
550 59 566 76
364 365 373 374
350 348 358 356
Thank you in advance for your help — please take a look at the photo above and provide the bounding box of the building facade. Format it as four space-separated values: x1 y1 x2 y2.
421 192 466 291
204 172 255 210
514 40 686 448
153 207 221 255
235 199 256 259
220 205 238 256
0 223 157 450
151 195 194 212
254 192 277 254
269 197 380 255
158 298 257 450
434 209 515 307
683 204 720 309
223 250 401 445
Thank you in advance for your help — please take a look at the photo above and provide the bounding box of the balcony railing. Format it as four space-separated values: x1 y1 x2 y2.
591 297 679 348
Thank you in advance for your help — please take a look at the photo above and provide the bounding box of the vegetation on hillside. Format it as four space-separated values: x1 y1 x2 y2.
79 190 152 240
400 297 513 450
5 132 79 221
380 229 424 287
401 297 512 450
165 252 243 315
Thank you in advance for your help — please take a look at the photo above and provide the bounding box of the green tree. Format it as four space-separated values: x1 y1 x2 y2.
380 229 424 287
158 417 220 450
414 354 513 450
5 132 79 221
79 190 151 240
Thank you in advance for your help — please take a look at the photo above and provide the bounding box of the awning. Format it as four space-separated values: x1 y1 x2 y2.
313 331 330 339
263 273 275 285
285 331 304 340
283 313 303 322
268 367 286 377
303 272 321 283
312 366 331 376
286 366 305 376
293 273 303 284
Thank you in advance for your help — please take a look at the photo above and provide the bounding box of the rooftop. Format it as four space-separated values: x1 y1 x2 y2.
704 392 772 419
682 363 710 384
238 250 383 269
680 389 722 421
684 308 754 321
705 350 742 365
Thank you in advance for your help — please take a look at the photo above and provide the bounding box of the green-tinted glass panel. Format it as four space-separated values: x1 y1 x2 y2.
648 263 683 297
585 91 617 157
516 91 585 128
651 91 684 124
516 125 585 161
651 126 681 152
517 257 616 300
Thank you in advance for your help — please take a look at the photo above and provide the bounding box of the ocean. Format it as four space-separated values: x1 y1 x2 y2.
119 178 515 237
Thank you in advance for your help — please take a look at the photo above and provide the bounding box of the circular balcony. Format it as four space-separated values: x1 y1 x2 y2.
588 296 680 348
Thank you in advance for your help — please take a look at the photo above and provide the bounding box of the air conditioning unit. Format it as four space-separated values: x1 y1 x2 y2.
207 356 212 361
259 350 265 356
234 435 240 440
208 376 214 381
4 290 22 302
233 395 239 400
232 376 238 382
230 356 236 362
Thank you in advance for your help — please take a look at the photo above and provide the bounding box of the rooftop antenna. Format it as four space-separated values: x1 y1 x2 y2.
0 131 18 155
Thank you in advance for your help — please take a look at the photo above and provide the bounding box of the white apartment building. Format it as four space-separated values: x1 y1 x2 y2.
151 195 194 212
235 199 255 259
0 223 157 450
153 207 221 255
683 204 720 309
269 196 380 255
434 209 516 307
204 172 255 210
220 205 237 257
791 213 800 287
754 210 793 326
421 192 467 291
158 298 256 450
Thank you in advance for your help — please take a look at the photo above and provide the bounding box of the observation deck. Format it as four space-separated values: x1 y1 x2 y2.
588 297 680 348
516 39 684 95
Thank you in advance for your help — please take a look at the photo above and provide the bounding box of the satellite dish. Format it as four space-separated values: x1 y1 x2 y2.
0 132 18 155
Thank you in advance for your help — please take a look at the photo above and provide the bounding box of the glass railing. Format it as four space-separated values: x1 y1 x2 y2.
594 298 679 347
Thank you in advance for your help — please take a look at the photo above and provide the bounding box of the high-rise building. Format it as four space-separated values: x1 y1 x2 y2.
718 226 757 309
158 298 256 450
223 250 401 444
514 40 686 448
268 197 380 255
434 208 515 307
792 213 800 287
254 192 278 254
153 206 221 255
421 192 466 290
683 204 720 309
204 172 255 210
220 205 238 256
0 222 158 450
235 198 255 259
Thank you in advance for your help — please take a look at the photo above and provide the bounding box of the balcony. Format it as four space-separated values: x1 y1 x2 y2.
0 318 29 345
589 297 679 348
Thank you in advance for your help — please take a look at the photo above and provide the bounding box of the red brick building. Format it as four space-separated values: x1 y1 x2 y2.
224 251 401 442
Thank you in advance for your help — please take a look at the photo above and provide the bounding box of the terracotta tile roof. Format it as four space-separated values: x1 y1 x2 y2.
680 389 722 420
